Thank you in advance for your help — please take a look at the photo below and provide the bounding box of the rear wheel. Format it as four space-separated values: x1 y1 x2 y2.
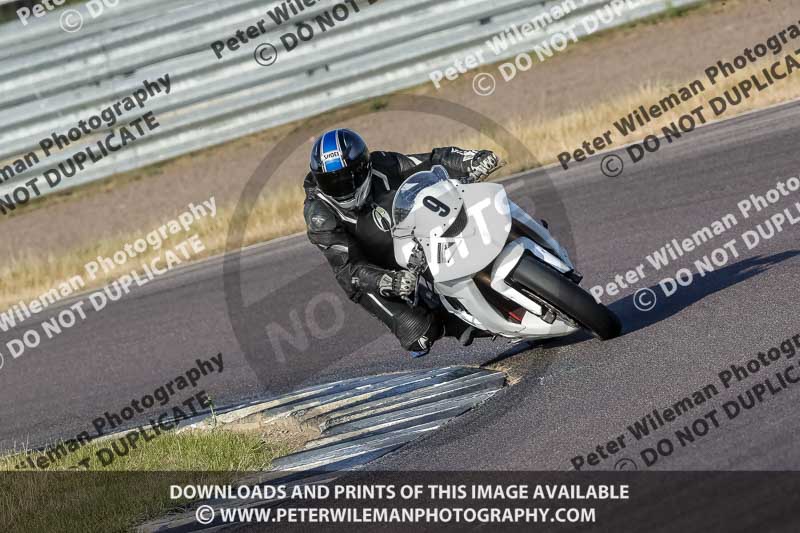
509 256 622 340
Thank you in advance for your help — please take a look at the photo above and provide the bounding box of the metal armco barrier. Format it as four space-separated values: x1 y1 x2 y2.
0 0 704 199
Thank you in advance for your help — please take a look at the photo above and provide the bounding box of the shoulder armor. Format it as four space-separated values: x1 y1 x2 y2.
304 199 338 232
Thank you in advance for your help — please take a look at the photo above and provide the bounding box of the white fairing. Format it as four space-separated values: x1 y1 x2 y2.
391 166 580 340
508 201 574 270
393 169 510 282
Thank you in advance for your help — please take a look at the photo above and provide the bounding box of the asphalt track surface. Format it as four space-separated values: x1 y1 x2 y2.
1 100 799 474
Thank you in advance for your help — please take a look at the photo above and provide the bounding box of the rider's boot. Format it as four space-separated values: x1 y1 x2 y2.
443 314 490 347
407 315 491 357
407 319 444 358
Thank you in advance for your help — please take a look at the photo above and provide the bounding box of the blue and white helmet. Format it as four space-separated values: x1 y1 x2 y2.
310 128 372 210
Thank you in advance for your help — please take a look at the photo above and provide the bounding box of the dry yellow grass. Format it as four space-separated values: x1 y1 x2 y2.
1 59 798 311
443 66 800 173
0 186 305 310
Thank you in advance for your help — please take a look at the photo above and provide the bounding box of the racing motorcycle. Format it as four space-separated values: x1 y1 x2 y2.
392 165 621 342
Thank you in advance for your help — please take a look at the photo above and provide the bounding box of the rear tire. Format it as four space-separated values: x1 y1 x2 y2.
510 256 622 340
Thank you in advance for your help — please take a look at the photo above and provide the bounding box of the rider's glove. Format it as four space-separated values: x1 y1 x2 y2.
466 150 500 183
378 270 418 298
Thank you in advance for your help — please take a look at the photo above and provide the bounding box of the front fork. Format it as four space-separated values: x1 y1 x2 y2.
401 241 428 308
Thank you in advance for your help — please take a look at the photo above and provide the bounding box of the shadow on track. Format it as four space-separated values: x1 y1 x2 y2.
480 330 592 369
479 251 797 369
610 251 800 335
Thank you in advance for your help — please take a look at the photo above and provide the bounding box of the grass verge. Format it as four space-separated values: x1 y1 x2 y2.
0 428 296 532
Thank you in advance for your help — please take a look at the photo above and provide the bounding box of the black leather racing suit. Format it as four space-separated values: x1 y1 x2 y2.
303 147 477 352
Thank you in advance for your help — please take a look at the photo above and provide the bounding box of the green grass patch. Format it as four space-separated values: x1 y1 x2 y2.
0 429 293 533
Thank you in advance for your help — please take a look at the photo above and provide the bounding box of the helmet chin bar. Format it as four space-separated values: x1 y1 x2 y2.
353 172 373 208
333 171 373 211
334 196 357 211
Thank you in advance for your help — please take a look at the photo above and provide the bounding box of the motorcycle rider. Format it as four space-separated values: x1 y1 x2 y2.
304 128 500 356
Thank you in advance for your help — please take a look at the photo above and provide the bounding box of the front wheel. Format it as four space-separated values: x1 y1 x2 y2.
509 256 622 340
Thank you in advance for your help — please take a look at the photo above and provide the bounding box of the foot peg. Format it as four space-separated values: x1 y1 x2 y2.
541 307 556 324
566 270 583 284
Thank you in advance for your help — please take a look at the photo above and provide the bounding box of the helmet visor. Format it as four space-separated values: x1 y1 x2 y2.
317 164 370 201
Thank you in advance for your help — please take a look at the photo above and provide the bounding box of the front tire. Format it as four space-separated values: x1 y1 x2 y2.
509 256 622 340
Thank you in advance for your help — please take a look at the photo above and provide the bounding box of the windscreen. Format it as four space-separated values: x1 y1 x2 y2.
392 166 450 226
